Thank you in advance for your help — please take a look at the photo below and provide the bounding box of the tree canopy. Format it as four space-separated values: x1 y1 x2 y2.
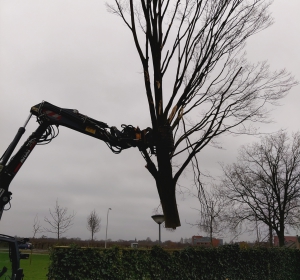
221 131 300 246
108 0 297 228
87 209 101 241
44 199 76 240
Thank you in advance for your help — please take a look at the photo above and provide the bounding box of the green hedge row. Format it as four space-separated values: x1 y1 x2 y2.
47 245 300 280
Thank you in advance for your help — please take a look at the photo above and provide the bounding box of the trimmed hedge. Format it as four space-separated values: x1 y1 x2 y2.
47 245 300 280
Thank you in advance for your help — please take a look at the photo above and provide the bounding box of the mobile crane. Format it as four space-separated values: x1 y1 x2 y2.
0 101 155 280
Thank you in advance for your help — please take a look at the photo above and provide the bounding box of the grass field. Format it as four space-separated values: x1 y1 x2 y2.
0 250 13 278
20 252 50 280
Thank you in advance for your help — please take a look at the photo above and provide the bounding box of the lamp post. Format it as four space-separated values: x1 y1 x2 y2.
105 208 112 248
151 214 165 244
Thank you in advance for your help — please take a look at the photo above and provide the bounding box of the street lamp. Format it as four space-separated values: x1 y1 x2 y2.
105 208 112 248
151 214 165 244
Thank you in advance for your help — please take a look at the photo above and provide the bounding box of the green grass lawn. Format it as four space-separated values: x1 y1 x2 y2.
20 252 50 280
0 250 13 278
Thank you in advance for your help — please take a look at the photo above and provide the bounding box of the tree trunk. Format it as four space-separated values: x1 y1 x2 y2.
278 215 285 247
269 225 273 247
278 231 285 247
156 177 180 229
155 133 180 228
210 219 213 246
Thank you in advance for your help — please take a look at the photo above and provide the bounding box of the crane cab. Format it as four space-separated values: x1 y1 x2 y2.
0 234 24 280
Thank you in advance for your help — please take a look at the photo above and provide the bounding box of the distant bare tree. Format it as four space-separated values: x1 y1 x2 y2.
86 209 101 241
44 199 75 241
221 131 300 247
107 0 297 229
191 189 228 243
32 214 42 239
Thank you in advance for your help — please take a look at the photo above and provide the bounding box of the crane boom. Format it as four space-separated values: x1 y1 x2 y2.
0 101 154 216
0 102 155 280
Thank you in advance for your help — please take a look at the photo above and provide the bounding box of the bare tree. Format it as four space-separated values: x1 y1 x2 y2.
44 199 76 241
86 209 101 241
107 0 297 228
198 191 228 243
190 189 228 243
221 131 300 247
32 214 42 239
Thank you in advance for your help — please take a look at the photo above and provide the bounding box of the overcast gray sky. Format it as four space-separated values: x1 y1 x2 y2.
0 1 299 243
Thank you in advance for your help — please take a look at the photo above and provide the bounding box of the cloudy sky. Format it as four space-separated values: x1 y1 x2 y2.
0 1 299 243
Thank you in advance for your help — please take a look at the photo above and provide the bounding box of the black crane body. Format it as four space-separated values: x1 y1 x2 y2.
0 101 155 280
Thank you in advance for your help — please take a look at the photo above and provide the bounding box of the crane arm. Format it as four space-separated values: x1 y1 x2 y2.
0 101 154 218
